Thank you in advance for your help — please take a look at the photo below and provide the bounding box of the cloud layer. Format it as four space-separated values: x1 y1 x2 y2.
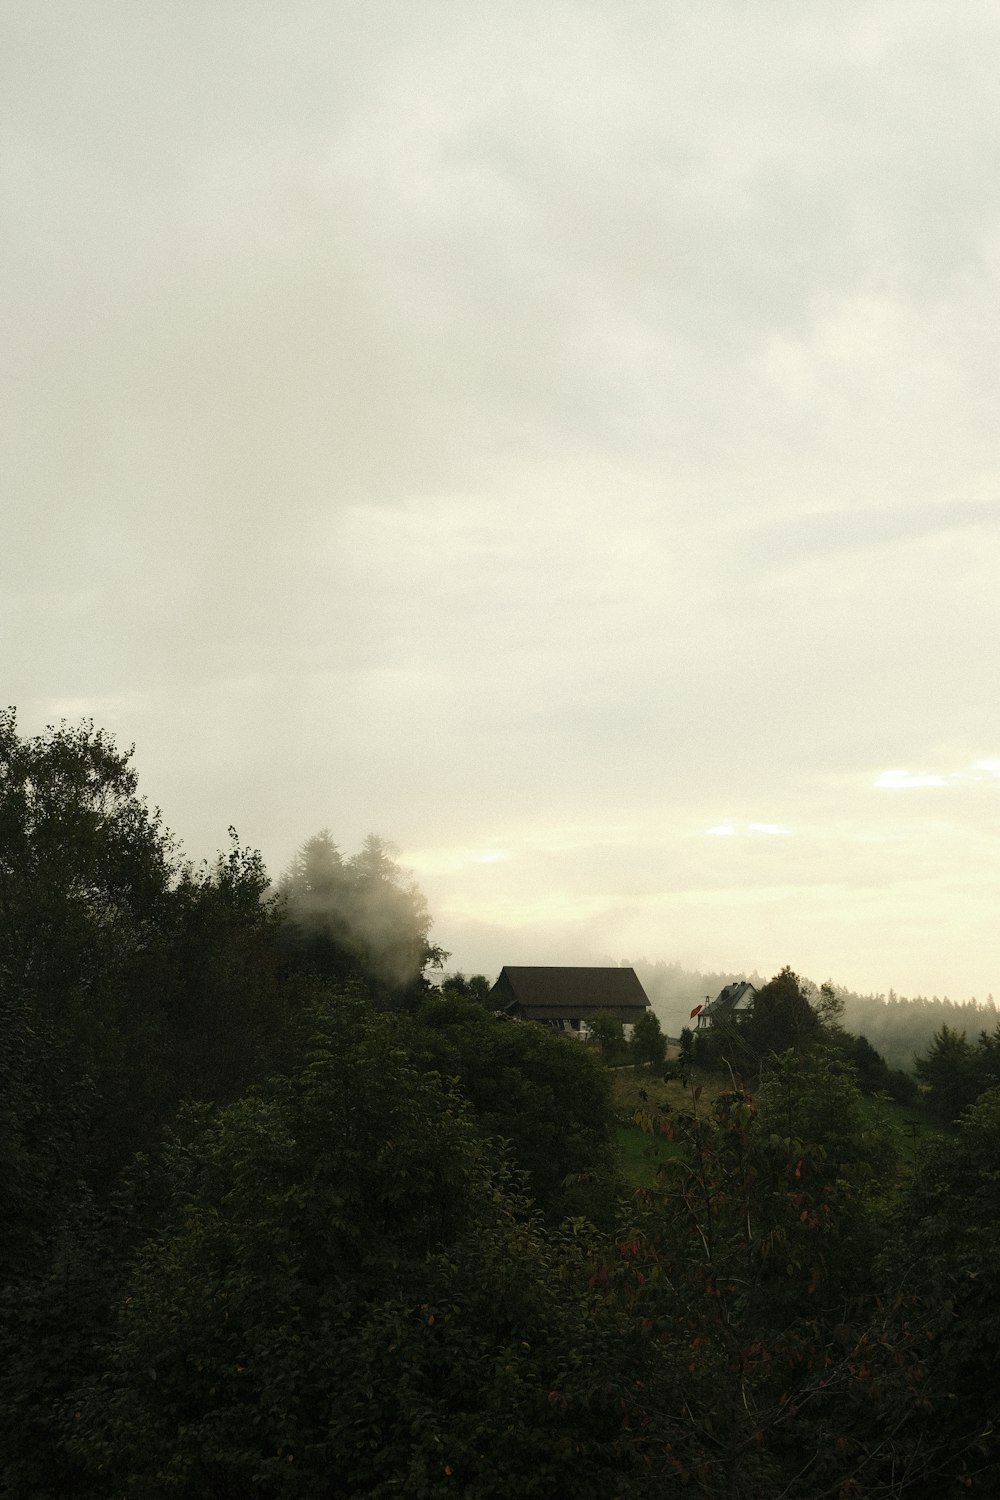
4 3 1000 998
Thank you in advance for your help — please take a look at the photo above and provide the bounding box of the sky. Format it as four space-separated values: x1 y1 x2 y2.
4 2 1000 1002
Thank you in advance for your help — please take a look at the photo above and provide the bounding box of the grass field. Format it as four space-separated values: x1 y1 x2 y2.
609 1063 722 1118
614 1122 676 1187
610 1065 717 1188
610 1063 944 1188
859 1091 950 1164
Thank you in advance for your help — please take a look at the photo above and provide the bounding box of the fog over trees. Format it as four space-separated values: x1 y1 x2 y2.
634 956 999 1075
3 711 1000 1497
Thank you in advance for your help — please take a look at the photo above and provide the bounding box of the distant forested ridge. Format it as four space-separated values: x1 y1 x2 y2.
3 709 1000 1498
633 957 997 1073
838 987 997 1072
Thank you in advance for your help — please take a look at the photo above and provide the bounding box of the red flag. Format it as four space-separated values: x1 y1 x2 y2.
690 1004 702 1019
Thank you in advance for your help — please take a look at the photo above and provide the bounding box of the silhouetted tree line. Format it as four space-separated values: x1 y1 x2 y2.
635 958 999 1078
913 1022 1000 1123
2 710 999 1497
686 970 918 1105
838 988 998 1074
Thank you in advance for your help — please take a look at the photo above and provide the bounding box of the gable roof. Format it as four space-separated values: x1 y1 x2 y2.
697 980 756 1027
489 966 651 1022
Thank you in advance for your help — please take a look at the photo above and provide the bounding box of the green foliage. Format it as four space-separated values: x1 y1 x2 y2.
630 1007 666 1067
440 970 492 1002
7 710 1000 1498
914 1023 976 1121
755 1050 901 1265
0 996 93 1284
740 966 823 1064
0 711 297 1182
0 1188 123 1500
689 968 825 1079
625 1058 917 1495
70 995 653 1499
410 996 618 1224
0 713 167 1197
145 837 282 1102
278 830 447 1004
0 708 174 1015
839 986 1000 1074
586 1008 626 1062
914 1021 1000 1122
883 1086 1000 1488
841 1032 919 1104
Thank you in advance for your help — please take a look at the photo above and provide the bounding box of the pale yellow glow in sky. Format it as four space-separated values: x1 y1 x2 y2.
4 3 1000 999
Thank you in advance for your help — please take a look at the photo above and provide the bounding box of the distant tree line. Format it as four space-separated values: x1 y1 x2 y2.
838 988 998 1074
681 969 918 1104
634 957 999 1077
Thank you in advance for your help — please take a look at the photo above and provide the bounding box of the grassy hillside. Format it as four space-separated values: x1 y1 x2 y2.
610 1061 943 1189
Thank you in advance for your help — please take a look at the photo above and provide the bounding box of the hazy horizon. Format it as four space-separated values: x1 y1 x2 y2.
5 4 999 1003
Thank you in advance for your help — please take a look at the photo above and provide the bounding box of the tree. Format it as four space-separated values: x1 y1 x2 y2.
587 1009 626 1062
625 1057 914 1496
278 831 446 1005
347 834 448 998
440 971 492 1003
631 1008 666 1067
0 995 93 1284
884 1086 1000 1489
0 710 183 1187
0 713 302 1494
914 1023 978 1121
848 1032 892 1093
142 833 288 1120
410 994 618 1224
0 708 176 1021
736 966 822 1070
69 993 656 1499
973 1020 1000 1099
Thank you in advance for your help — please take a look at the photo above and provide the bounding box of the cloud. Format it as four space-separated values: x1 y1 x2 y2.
705 823 792 837
742 500 1000 575
875 763 1000 790
407 846 510 876
4 3 1000 1001
875 770 948 790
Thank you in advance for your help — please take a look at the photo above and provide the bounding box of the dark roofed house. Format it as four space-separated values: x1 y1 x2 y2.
489 966 651 1037
695 980 756 1029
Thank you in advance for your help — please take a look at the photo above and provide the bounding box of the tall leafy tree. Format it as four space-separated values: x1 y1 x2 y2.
587 1008 626 1062
625 1056 913 1496
0 709 294 1184
347 834 447 997
0 708 175 1021
439 971 492 1002
0 710 182 1193
631 1008 666 1067
410 994 618 1224
70 994 655 1500
740 966 823 1064
278 830 446 1004
884 1086 1000 1489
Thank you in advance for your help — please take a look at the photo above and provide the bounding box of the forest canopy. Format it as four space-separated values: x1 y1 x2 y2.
2 710 999 1498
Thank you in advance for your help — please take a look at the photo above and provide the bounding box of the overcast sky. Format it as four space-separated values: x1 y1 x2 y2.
4 2 1000 1000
